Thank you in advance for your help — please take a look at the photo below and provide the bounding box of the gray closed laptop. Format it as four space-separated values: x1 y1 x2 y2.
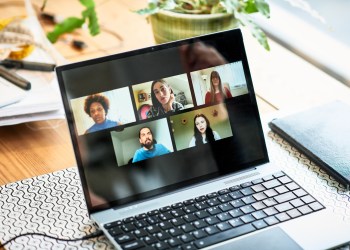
56 29 350 249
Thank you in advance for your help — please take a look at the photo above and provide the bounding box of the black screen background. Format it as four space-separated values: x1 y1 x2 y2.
57 29 269 213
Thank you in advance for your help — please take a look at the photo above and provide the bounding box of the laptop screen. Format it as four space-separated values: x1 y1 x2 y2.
56 29 268 213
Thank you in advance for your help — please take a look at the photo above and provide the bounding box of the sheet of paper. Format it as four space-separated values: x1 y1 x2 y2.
0 0 69 125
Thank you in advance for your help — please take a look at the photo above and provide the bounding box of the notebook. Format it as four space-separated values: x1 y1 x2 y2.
269 100 350 190
56 29 350 250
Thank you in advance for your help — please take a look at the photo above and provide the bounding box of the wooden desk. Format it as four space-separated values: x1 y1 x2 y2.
1 0 349 186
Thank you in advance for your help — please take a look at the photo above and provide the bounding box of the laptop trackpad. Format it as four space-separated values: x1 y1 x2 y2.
217 227 302 250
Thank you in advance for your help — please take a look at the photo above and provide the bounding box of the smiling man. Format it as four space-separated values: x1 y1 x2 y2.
84 94 120 134
132 127 171 163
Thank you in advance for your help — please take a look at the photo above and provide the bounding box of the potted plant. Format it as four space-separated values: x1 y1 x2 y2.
136 0 324 51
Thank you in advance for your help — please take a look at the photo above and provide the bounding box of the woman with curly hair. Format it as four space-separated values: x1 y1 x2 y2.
189 114 221 147
84 93 120 134
205 71 232 104
147 79 183 118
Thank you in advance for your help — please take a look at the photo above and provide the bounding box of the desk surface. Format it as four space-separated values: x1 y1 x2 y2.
1 0 350 186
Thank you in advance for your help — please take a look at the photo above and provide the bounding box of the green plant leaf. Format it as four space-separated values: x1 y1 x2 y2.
244 0 259 13
47 17 84 43
82 7 100 36
79 0 95 8
254 0 270 18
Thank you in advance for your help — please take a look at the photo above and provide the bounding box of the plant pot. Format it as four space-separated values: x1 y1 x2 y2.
149 10 239 44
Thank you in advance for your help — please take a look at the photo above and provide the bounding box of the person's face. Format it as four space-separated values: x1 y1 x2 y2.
195 116 207 135
153 82 171 105
139 128 154 149
89 102 106 124
211 74 220 87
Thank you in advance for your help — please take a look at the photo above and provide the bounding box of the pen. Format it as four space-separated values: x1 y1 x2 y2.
0 59 56 72
0 66 31 90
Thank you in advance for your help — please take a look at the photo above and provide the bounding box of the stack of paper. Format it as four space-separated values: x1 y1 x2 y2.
0 0 66 126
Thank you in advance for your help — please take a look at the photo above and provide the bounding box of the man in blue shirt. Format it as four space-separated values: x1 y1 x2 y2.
132 127 171 163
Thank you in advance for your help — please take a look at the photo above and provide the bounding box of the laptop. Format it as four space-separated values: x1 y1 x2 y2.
56 29 350 250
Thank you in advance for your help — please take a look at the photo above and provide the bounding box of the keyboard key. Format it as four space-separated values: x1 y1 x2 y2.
301 195 316 204
183 199 195 205
228 218 244 227
229 185 241 191
290 198 304 208
182 243 197 249
143 235 157 245
133 229 148 237
115 233 135 244
218 189 230 195
183 214 197 222
216 222 232 231
180 223 196 233
275 212 291 222
159 221 172 230
196 196 207 202
298 205 313 215
287 209 302 218
252 192 267 201
195 202 209 210
171 217 185 226
193 224 255 248
264 189 278 197
168 238 182 247
218 194 232 203
179 234 195 243
229 191 243 200
121 223 136 232
273 172 285 178
240 214 255 223
278 176 292 184
153 242 169 250
172 202 184 208
147 209 159 216
104 220 122 229
264 216 279 226
275 185 289 194
240 187 254 196
228 208 243 218
293 189 308 197
158 212 173 221
155 232 171 241
240 205 255 214
206 198 220 207
168 228 183 237
207 192 218 198
252 219 268 229
122 240 145 250
309 202 324 211
262 175 274 181
241 181 253 188
193 220 208 229
251 184 266 192
286 182 299 191
230 199 245 208
192 229 207 239
124 217 135 223
217 212 232 221
252 178 263 184
219 203 233 212
207 207 221 216
195 211 210 219
263 179 281 189
263 207 278 216
252 210 267 220
108 227 123 237
182 205 197 214
251 201 266 210
135 213 147 220
205 216 220 225
274 191 297 203
146 225 161 234
275 202 294 212
262 198 277 207
204 226 220 235
242 195 256 204
159 206 171 212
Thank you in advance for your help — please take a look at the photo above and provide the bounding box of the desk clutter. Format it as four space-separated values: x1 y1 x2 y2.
0 130 349 249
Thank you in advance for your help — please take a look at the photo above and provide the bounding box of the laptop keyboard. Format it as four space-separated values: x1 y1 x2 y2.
104 171 324 249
